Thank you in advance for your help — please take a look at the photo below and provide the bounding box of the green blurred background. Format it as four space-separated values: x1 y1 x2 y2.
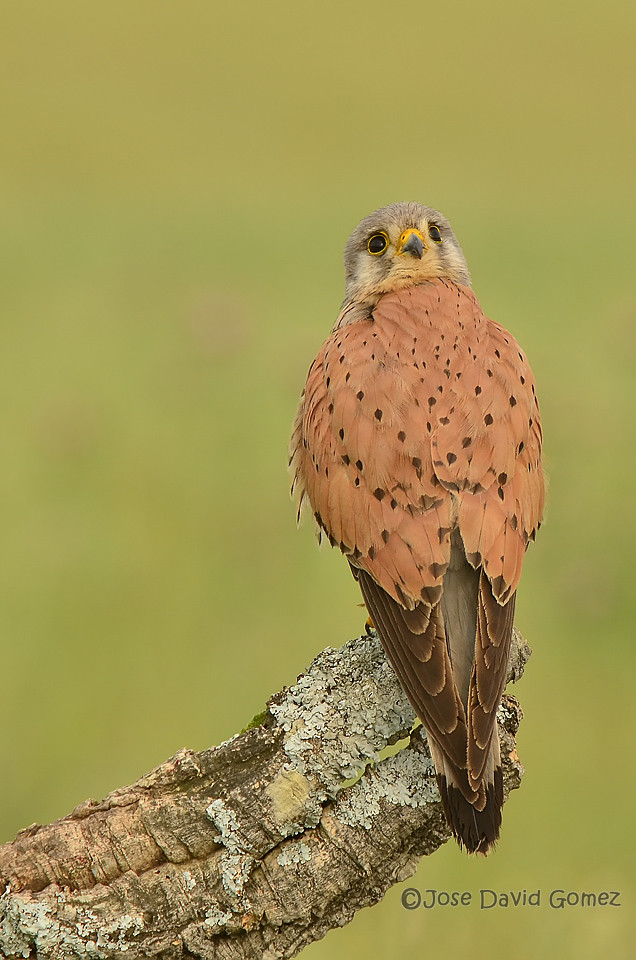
1 1 634 956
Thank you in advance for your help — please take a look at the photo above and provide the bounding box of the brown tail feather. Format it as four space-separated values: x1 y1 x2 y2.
429 736 503 854
436 767 504 854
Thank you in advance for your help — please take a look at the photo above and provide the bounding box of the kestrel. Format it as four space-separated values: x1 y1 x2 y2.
290 202 544 854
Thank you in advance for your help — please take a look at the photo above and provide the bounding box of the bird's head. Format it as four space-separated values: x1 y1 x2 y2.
342 201 470 306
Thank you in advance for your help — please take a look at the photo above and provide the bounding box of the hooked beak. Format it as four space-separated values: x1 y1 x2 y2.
398 228 426 259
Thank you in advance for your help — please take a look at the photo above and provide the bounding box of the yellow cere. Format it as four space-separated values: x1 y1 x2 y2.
397 227 427 254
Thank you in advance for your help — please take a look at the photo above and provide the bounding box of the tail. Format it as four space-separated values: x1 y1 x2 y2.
351 555 511 856
429 736 504 855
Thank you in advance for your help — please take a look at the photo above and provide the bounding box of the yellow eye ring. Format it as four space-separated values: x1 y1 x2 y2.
367 232 389 255
428 224 443 243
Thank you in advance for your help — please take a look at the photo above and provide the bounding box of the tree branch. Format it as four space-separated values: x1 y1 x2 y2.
0 629 531 959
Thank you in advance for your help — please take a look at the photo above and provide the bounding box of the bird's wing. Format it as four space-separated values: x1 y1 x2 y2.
291 282 456 608
425 297 544 600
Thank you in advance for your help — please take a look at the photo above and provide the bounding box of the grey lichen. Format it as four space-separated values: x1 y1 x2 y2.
205 799 243 853
0 893 53 960
496 695 523 733
335 748 439 829
218 852 255 898
203 905 234 928
276 841 312 867
269 634 416 795
205 799 255 898
0 888 145 959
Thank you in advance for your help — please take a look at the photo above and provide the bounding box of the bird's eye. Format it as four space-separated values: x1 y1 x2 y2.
429 224 442 243
367 232 389 255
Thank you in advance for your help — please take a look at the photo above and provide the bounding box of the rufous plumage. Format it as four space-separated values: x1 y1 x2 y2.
290 202 544 853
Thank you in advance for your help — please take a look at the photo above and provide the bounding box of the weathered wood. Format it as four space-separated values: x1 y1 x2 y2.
0 629 530 959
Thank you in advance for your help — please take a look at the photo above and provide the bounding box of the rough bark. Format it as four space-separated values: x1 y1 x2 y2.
0 629 531 959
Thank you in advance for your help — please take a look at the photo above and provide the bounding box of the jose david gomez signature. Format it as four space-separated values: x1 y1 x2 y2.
401 888 622 910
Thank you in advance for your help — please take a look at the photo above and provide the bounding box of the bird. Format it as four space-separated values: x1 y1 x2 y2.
290 201 544 854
